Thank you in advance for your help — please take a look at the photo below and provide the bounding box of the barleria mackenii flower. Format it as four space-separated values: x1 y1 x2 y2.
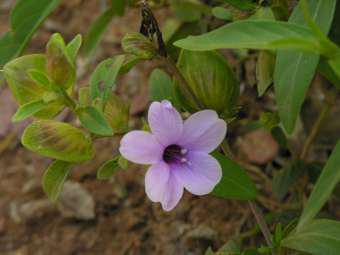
119 100 226 211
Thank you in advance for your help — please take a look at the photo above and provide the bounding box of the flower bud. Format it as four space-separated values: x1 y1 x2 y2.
175 50 239 118
46 33 75 90
121 32 156 60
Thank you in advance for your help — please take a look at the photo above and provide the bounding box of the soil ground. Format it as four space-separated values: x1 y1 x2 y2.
0 1 339 255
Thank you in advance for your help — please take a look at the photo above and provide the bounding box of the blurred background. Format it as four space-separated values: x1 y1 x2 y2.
0 1 339 255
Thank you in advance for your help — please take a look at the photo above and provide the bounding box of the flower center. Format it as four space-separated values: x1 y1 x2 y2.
163 144 188 164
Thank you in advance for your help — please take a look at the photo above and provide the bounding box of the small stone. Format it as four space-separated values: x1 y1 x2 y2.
237 128 279 165
9 199 55 223
57 181 95 220
186 225 217 241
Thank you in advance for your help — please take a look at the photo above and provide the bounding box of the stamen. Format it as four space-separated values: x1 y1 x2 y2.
180 157 187 163
180 148 187 155
163 144 189 164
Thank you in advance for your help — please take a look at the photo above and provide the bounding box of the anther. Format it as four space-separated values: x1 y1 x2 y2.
180 157 188 163
180 149 188 155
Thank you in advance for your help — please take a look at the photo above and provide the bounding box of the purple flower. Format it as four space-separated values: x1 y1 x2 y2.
119 100 227 211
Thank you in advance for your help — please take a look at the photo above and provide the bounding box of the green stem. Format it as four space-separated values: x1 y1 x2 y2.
60 89 77 110
299 101 331 160
160 56 204 109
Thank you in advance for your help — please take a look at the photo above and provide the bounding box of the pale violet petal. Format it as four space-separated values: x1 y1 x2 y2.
173 151 222 195
145 162 170 202
148 100 183 146
145 162 184 211
179 110 226 153
161 172 184 211
119 131 163 164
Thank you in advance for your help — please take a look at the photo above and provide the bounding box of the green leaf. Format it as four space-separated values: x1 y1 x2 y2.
111 0 125 16
282 219 340 255
171 0 210 22
89 55 125 102
212 7 233 20
118 155 129 170
222 0 256 11
318 58 340 89
0 0 61 67
97 157 119 180
97 94 129 134
46 33 76 90
272 160 305 201
149 69 173 102
78 87 91 107
218 240 241 254
212 152 257 200
22 120 94 162
274 0 337 133
83 9 115 57
66 34 82 62
42 160 72 201
174 20 319 52
256 50 275 96
27 69 51 89
77 106 113 136
3 54 65 118
12 99 47 122
328 54 340 79
297 140 340 229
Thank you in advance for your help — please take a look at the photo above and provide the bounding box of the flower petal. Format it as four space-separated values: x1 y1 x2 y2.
161 172 184 211
173 151 222 195
148 100 183 146
145 162 170 202
179 110 227 153
145 162 184 211
119 131 163 164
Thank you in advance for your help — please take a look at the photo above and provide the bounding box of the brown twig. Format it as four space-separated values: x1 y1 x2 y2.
248 201 273 248
221 141 274 251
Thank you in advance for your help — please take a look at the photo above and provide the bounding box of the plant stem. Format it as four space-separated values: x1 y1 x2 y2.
248 201 273 248
299 101 332 160
60 89 77 111
220 140 274 251
160 56 203 109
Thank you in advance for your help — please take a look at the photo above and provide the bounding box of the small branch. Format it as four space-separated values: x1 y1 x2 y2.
139 1 203 109
159 56 204 109
299 101 332 160
60 89 77 110
221 140 274 252
248 201 273 249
